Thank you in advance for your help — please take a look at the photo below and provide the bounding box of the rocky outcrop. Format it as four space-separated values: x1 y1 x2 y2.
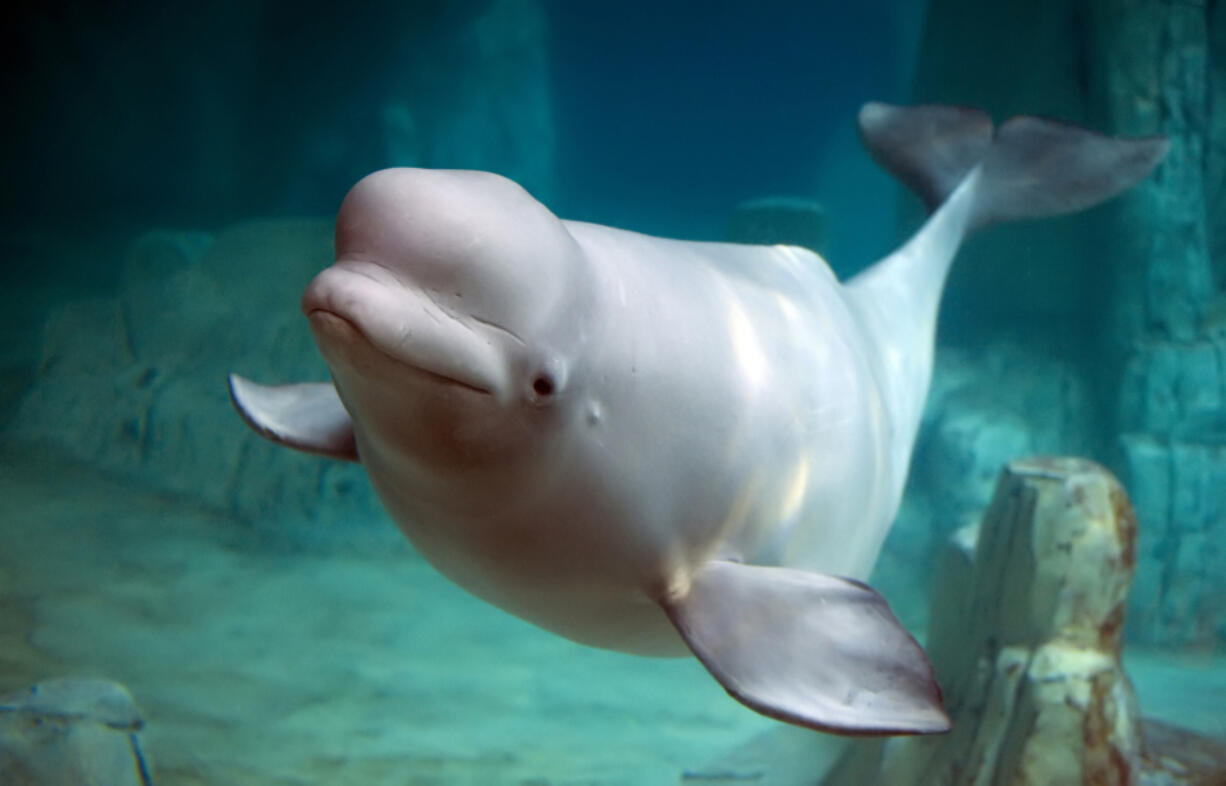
831 457 1226 786
0 678 152 786
6 222 391 550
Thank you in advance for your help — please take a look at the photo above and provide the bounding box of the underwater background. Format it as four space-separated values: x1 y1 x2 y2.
1 1 1224 784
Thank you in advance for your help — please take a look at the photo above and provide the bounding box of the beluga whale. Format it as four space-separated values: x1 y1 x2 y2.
229 103 1166 735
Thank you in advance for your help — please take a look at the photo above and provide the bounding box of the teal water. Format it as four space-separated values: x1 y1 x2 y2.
2 2 1224 784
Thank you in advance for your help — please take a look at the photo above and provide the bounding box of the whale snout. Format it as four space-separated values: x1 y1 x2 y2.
303 262 513 400
333 168 581 335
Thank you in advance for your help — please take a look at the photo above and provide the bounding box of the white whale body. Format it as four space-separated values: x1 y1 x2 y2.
230 103 1166 735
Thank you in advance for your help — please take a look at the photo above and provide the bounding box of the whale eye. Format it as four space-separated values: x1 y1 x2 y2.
527 359 567 405
532 374 556 398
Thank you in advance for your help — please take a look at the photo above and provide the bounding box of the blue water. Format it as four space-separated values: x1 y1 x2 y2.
1 2 1223 784
546 1 911 239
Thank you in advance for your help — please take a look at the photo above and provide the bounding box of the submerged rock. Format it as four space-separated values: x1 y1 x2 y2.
830 457 1226 785
876 337 1096 632
1140 719 1226 786
0 677 153 785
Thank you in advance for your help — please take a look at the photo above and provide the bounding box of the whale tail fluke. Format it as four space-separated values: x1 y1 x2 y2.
857 101 1169 228
971 114 1168 229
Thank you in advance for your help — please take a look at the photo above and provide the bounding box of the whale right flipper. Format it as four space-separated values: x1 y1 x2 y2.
660 560 949 736
228 374 359 462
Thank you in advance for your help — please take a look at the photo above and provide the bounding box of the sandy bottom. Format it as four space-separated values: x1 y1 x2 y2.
1 446 1222 785
0 446 778 785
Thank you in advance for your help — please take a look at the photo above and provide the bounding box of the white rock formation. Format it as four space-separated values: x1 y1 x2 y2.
830 457 1225 785
0 677 152 785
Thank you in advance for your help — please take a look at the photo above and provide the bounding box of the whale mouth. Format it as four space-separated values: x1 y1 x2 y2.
302 262 510 399
306 309 495 396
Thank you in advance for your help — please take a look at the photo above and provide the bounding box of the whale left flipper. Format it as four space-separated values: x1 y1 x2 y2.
228 374 358 462
660 560 949 736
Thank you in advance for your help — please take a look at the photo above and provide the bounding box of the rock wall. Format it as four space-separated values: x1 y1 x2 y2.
1091 0 1226 646
7 223 391 550
908 0 1226 646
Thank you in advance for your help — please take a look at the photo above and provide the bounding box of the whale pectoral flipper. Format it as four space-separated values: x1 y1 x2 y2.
660 561 949 736
228 374 359 462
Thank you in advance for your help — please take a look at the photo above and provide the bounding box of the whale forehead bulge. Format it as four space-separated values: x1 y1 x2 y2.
333 168 579 332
